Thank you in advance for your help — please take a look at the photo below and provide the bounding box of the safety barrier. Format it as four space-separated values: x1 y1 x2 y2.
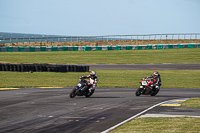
0 43 199 52
0 63 89 73
1 33 200 45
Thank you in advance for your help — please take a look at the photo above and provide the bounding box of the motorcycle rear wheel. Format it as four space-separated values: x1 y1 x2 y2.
70 88 77 98
85 90 94 98
151 89 160 96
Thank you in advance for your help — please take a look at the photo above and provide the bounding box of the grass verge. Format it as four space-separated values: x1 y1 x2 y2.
0 48 200 64
0 70 199 88
181 98 200 108
110 117 200 133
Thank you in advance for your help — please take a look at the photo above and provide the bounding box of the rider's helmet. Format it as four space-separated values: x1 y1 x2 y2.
90 71 96 78
153 71 159 78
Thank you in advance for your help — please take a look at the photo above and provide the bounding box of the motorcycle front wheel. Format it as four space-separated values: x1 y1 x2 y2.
135 88 143 96
69 88 77 98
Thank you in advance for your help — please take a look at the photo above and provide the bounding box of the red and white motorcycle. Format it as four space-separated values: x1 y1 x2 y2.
135 78 160 96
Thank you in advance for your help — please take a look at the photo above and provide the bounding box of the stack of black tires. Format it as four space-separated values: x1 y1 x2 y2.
0 63 89 73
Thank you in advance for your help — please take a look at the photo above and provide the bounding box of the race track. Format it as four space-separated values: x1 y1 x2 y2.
0 87 200 133
0 63 200 133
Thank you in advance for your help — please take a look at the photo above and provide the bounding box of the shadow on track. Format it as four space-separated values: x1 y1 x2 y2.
149 95 183 98
87 96 122 98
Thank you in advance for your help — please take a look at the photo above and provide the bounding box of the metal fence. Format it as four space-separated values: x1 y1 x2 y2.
0 33 200 44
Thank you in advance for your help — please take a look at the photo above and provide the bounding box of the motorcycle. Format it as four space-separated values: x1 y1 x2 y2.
69 77 95 98
135 78 160 96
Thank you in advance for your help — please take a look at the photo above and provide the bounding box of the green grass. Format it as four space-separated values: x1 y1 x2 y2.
110 117 200 133
181 98 200 108
96 70 200 88
1 48 199 88
0 71 85 88
0 70 199 88
0 48 200 64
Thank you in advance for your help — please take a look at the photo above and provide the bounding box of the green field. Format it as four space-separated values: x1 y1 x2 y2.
181 98 200 108
0 48 200 88
0 70 199 88
110 117 200 133
0 48 200 64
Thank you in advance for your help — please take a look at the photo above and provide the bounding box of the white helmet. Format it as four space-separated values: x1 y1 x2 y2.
90 71 95 76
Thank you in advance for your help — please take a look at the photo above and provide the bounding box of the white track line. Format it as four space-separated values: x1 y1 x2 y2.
101 99 181 133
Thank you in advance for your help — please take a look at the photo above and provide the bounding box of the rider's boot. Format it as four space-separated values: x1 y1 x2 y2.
88 88 92 92
155 86 160 93
89 88 95 93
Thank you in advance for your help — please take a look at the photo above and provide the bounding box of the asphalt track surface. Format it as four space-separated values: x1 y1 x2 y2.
0 87 200 133
0 63 200 133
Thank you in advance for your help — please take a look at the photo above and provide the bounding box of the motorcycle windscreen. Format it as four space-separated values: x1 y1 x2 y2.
142 81 148 86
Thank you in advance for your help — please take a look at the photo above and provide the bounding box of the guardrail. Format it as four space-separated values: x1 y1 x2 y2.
0 33 200 45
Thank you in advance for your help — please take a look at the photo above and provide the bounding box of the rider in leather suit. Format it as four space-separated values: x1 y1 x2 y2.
80 71 98 92
147 71 162 91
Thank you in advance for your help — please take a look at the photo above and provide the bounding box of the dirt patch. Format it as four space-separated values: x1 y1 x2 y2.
2 39 200 47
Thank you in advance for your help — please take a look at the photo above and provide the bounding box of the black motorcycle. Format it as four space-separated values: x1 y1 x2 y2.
69 78 95 98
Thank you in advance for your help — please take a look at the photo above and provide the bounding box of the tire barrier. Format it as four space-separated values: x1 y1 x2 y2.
0 43 199 52
0 63 89 73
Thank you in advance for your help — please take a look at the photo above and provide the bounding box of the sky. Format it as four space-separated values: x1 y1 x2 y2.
0 0 200 36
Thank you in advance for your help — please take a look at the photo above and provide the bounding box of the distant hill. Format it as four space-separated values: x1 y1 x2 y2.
0 32 66 39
